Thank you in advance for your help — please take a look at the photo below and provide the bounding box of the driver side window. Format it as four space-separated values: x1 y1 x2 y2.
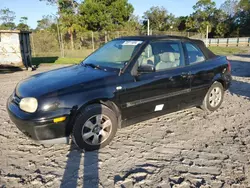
138 44 155 67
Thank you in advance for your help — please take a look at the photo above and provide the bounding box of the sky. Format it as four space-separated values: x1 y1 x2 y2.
0 0 225 29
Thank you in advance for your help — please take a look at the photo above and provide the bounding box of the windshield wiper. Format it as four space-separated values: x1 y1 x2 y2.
83 63 102 70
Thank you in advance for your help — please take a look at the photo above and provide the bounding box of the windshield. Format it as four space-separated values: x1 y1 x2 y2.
82 39 143 69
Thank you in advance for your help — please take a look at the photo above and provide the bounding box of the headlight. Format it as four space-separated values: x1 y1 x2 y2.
19 97 38 113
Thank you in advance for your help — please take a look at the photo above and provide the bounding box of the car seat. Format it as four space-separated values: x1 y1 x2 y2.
139 45 155 66
155 52 179 71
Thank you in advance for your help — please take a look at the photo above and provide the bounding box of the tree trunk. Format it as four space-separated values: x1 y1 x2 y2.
57 0 61 16
70 31 74 50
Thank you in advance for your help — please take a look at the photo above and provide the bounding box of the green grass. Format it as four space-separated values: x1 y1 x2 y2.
34 49 93 58
209 46 249 56
31 49 93 66
53 57 83 64
32 57 84 66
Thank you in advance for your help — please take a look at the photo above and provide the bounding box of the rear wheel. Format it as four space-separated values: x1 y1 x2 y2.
72 104 118 151
201 82 224 112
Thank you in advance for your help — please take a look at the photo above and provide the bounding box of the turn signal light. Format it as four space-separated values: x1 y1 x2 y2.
53 117 66 123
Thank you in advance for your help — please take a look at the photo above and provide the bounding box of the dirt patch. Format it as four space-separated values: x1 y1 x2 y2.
0 58 250 188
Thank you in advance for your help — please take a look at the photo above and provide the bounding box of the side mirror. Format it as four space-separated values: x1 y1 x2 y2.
138 64 155 73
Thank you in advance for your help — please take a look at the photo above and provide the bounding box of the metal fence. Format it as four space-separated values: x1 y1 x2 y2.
30 30 203 58
204 37 250 47
151 31 204 39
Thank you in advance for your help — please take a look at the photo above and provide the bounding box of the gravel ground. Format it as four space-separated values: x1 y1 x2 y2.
1 55 250 188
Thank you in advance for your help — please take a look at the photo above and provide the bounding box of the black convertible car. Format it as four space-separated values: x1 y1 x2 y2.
7 36 232 151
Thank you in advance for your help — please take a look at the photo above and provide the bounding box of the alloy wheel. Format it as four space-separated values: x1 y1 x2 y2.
81 114 112 145
209 87 222 108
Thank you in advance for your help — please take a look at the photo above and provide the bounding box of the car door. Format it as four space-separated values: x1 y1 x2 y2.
118 40 192 120
183 42 215 106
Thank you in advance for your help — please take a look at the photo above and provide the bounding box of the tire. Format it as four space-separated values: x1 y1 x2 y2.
201 81 224 112
72 104 118 151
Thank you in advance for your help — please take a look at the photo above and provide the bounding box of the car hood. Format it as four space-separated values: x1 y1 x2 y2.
16 65 117 98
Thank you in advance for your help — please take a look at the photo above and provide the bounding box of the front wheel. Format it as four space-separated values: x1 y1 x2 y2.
201 81 224 112
72 104 118 151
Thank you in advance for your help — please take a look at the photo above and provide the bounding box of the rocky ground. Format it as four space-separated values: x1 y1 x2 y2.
1 55 250 188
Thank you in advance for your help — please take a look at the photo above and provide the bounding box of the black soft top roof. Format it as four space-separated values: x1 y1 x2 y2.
117 35 190 41
117 35 216 59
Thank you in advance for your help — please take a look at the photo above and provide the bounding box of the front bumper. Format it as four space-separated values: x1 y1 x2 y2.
7 97 71 143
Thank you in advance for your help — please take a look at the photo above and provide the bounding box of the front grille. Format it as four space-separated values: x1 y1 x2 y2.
12 93 21 106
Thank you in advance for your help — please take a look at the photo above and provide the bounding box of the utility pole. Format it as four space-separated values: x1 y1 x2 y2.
61 32 65 58
147 19 150 36
170 25 173 36
55 17 62 57
92 31 95 52
206 25 209 47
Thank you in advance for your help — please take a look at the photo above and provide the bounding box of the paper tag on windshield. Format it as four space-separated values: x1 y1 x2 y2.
122 41 143 46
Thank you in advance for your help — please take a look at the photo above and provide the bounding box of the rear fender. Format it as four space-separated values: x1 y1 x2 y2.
211 73 227 89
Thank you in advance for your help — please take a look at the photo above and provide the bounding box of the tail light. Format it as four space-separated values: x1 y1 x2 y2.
226 58 231 72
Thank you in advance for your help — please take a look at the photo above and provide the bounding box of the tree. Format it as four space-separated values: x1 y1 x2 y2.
234 0 250 36
193 0 216 12
143 6 174 31
78 1 111 31
218 0 250 37
20 17 28 25
40 0 84 50
0 8 16 30
220 0 239 18
176 16 188 31
186 0 229 36
118 14 141 31
78 0 134 31
40 0 80 13
0 22 16 30
17 17 29 31
215 22 230 37
238 0 250 11
36 15 57 30
106 0 134 26
0 8 15 23
58 0 80 50
41 0 80 50
60 14 82 50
